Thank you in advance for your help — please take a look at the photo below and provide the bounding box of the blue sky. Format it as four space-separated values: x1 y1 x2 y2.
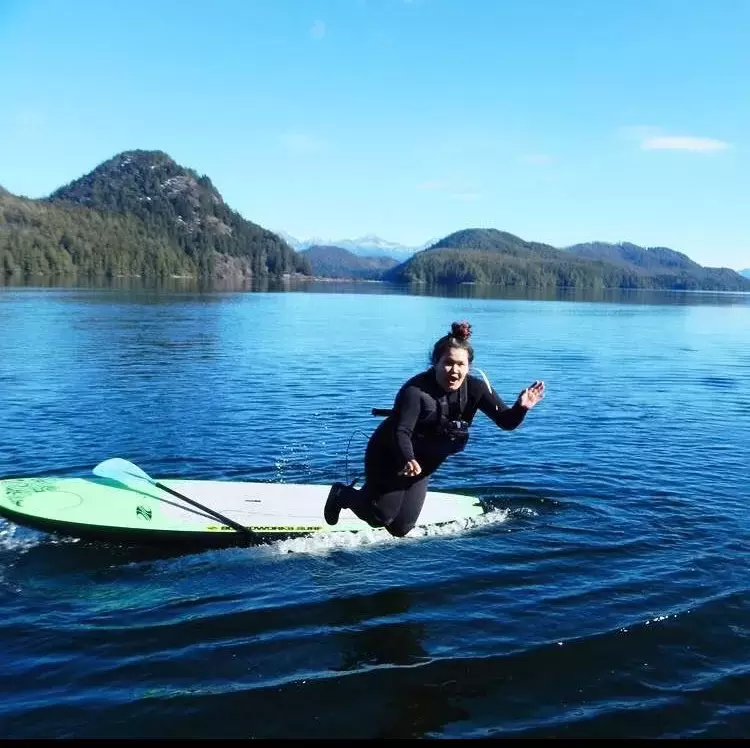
1 0 748 269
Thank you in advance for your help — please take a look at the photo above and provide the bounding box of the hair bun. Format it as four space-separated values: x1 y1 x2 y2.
451 321 472 341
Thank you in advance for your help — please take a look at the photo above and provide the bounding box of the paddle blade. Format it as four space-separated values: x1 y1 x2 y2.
93 458 156 487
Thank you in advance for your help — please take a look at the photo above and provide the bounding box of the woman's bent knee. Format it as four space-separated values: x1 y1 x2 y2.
386 522 415 538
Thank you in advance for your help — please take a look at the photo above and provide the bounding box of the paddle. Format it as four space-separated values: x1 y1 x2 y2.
92 458 261 544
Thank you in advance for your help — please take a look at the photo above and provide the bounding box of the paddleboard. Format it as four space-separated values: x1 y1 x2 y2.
0 475 485 547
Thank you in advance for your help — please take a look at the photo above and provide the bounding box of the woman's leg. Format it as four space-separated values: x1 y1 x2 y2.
382 476 429 537
340 473 428 536
325 430 403 527
324 425 440 534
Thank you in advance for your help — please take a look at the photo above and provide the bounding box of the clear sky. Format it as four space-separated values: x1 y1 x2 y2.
1 0 748 269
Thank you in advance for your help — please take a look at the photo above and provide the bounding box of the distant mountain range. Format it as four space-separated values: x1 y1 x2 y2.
299 245 399 280
382 229 750 291
288 231 749 290
1 149 747 292
277 231 431 262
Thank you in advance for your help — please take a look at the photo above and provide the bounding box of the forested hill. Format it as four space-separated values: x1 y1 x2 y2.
428 228 561 258
564 241 747 291
2 154 746 291
299 245 398 280
384 229 750 291
1 150 311 280
566 241 698 270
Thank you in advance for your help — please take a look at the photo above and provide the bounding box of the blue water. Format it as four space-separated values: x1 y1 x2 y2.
1 282 749 738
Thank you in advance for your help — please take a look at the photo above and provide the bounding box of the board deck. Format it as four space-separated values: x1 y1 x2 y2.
0 476 485 547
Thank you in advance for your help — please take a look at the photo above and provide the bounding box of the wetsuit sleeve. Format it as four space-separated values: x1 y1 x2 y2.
475 383 528 431
393 385 422 462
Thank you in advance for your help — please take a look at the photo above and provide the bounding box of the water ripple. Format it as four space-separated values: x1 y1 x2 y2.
1 288 749 738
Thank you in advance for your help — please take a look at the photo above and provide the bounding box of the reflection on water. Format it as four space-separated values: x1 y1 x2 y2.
2 275 749 306
1 273 750 738
327 586 473 739
331 587 428 671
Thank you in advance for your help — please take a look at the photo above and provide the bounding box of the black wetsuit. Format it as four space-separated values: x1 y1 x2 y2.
342 368 529 537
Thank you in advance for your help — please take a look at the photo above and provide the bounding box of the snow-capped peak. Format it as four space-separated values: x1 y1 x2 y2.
276 230 434 260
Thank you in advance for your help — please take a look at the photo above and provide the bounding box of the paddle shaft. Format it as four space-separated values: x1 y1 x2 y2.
155 480 260 542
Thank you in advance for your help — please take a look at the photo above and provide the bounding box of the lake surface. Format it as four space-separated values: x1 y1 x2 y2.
1 280 749 738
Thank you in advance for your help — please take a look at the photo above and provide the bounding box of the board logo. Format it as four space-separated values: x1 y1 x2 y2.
136 505 153 521
4 478 59 506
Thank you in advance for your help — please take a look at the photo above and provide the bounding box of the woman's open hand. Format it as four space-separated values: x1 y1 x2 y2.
519 380 545 409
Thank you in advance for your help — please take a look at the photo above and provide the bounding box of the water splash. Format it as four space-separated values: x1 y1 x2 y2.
0 522 47 553
267 507 511 557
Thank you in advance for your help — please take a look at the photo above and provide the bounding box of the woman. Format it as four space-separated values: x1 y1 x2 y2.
324 320 545 537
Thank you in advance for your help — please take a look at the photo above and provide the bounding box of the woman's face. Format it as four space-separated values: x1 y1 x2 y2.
435 346 470 392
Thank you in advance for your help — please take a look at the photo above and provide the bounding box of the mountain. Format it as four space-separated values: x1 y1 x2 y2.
383 228 750 291
384 228 589 285
41 150 310 279
427 228 562 258
741 269 750 279
565 241 699 272
279 231 430 261
3 150 746 290
299 245 399 280
329 235 432 261
1 188 198 278
564 241 748 289
273 230 311 253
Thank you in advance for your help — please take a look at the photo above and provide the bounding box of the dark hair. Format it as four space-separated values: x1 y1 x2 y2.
430 321 474 366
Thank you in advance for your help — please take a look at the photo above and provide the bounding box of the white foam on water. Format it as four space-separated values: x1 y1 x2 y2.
507 505 540 518
0 506 513 565
0 522 84 555
267 507 510 557
0 522 79 589
0 522 46 553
